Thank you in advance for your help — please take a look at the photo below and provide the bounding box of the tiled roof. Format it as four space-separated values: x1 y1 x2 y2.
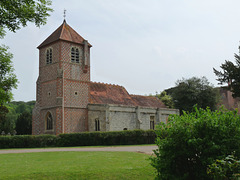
38 20 92 48
130 94 166 108
89 82 166 108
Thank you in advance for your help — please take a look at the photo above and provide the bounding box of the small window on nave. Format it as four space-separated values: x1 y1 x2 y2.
150 116 155 130
46 48 52 64
95 118 100 131
71 47 80 63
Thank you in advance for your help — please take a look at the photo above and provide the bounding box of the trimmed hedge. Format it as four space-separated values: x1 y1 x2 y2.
0 130 156 149
0 135 57 149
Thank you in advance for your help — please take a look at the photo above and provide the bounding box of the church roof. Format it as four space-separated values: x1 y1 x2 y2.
38 20 92 48
89 82 166 108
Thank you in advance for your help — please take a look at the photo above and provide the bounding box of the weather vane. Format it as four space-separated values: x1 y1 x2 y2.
63 9 66 20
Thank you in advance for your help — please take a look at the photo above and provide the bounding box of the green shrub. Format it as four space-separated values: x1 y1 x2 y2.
150 107 240 180
57 130 156 147
207 154 240 180
0 135 57 148
0 130 156 149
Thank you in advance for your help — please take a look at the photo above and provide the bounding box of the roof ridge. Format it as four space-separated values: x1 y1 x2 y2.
130 94 146 97
91 81 124 88
59 21 65 40
130 94 157 98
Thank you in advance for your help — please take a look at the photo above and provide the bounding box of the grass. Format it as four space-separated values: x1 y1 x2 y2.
0 144 156 151
0 151 155 180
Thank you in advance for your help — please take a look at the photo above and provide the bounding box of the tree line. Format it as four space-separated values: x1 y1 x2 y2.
0 101 35 135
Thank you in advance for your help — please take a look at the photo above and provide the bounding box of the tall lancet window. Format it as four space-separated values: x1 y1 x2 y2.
46 112 53 130
95 118 100 131
71 47 80 63
46 48 52 64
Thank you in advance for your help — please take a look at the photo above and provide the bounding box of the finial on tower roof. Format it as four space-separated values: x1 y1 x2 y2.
63 9 66 22
239 41 240 55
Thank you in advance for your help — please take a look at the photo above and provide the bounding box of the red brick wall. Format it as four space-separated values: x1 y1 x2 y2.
64 108 88 133
32 40 91 135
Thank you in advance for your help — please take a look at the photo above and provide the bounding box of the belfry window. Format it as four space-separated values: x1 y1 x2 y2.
95 118 100 131
46 112 53 130
71 47 80 63
150 116 155 130
46 48 52 64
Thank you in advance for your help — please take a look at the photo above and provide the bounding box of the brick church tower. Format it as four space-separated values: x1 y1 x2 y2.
32 20 92 135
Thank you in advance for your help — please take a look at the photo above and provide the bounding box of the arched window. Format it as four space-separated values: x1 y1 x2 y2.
46 48 52 64
46 112 53 130
71 47 80 63
95 118 100 131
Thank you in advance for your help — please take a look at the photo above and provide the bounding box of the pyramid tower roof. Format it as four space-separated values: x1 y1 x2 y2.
38 20 92 48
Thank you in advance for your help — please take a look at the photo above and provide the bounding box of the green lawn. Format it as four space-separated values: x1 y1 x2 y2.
0 151 155 180
0 144 155 151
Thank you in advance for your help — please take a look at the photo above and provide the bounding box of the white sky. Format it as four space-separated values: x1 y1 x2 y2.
2 0 240 101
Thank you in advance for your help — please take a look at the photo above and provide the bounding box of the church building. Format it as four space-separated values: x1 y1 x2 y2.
32 20 179 135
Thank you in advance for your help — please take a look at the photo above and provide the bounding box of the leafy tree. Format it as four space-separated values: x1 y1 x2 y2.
0 41 18 132
213 52 240 98
0 45 18 105
150 107 240 180
1 113 15 134
16 103 27 114
0 0 52 104
2 101 35 134
154 91 174 108
166 76 218 113
0 105 9 133
0 0 53 32
0 1 52 132
16 111 32 135
4 107 17 134
6 101 35 114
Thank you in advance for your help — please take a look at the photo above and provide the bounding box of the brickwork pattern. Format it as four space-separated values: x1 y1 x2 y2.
61 42 83 64
64 81 89 108
61 42 90 81
36 78 41 105
56 107 62 135
41 81 57 107
32 102 41 135
64 108 88 133
39 63 59 83
39 43 60 67
33 38 91 135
